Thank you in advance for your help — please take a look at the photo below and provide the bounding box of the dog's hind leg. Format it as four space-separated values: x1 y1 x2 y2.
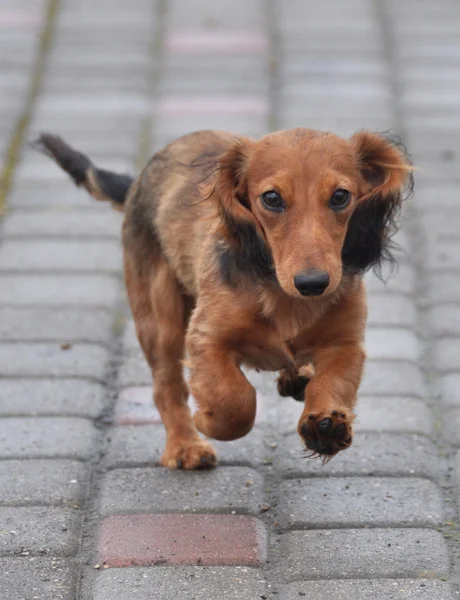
124 253 217 470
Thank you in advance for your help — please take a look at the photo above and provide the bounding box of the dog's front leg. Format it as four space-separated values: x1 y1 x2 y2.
294 285 367 460
297 342 365 459
186 330 257 442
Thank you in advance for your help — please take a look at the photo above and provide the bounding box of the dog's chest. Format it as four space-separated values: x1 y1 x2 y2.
237 298 326 371
239 340 292 371
237 319 312 372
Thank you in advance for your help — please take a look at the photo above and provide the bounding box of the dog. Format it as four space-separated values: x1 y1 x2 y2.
35 128 413 469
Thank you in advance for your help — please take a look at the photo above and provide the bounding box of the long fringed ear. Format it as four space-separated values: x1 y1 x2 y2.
342 131 414 275
215 138 277 285
216 137 254 235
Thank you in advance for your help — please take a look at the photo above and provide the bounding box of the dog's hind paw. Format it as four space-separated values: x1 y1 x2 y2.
160 438 217 470
277 372 310 402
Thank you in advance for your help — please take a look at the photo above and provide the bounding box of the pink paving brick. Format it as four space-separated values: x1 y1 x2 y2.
156 95 268 117
0 10 41 27
98 514 267 567
116 386 266 426
166 30 268 54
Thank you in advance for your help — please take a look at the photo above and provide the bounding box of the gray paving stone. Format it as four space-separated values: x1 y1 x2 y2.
427 305 460 337
106 424 266 468
36 92 149 118
0 379 106 418
153 118 268 147
40 67 149 93
0 417 96 460
275 432 439 480
424 238 460 271
17 156 133 185
356 396 433 435
360 361 425 397
92 566 267 600
0 459 89 506
105 425 165 468
161 56 265 77
1 210 123 239
434 339 460 372
407 158 460 183
0 274 121 308
0 342 109 381
278 477 443 529
275 529 449 582
117 349 151 387
281 99 391 122
278 395 433 436
45 51 151 72
425 273 460 305
160 71 267 95
30 127 139 156
364 262 415 295
122 318 141 351
365 328 420 362
0 240 122 273
7 184 120 209
278 580 456 600
0 307 113 344
419 212 460 246
0 507 81 557
440 373 460 406
443 408 460 446
453 446 460 494
0 557 77 600
367 294 417 327
33 115 143 138
278 115 391 139
407 130 460 155
99 467 264 516
167 0 267 28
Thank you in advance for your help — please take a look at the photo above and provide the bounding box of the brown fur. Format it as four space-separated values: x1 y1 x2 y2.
36 128 413 468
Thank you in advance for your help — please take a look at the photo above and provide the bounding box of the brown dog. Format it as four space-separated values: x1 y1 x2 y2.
35 128 412 469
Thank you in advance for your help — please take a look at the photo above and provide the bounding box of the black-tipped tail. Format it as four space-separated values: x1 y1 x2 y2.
33 133 134 210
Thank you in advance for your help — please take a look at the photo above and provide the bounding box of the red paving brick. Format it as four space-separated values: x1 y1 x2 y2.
98 514 267 567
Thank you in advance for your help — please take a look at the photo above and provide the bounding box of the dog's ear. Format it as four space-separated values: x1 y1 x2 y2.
216 137 254 227
215 138 276 285
342 131 413 275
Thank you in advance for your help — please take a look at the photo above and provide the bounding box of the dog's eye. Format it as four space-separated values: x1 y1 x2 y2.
261 190 285 213
329 189 351 211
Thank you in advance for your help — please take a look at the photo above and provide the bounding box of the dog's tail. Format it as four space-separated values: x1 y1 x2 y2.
33 133 134 211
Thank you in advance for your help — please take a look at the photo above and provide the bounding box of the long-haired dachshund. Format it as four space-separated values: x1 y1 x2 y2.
35 128 412 469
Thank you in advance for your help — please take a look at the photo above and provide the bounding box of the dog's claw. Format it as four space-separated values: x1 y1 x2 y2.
177 458 183 469
199 455 215 469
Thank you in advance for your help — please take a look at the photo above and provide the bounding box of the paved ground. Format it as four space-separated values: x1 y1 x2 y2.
1 0 460 598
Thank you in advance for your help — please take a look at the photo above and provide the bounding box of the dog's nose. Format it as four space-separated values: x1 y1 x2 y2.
294 270 330 296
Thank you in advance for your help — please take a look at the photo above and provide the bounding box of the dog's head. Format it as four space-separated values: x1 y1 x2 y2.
216 128 413 298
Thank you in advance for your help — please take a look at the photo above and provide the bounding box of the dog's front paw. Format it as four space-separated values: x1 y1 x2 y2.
298 409 354 461
160 438 217 470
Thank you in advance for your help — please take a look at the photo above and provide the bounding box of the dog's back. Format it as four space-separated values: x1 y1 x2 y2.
36 130 236 296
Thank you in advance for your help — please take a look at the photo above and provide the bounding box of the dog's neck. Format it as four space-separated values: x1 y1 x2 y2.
256 275 357 342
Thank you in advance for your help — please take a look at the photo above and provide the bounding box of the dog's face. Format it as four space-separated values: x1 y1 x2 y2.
217 129 412 297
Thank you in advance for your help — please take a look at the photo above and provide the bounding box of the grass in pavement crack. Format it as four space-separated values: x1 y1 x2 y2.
0 0 60 216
